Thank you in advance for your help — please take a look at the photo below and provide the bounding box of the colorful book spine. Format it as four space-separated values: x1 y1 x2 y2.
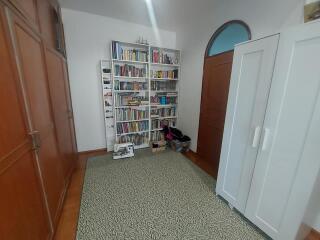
151 81 176 91
116 109 149 121
114 64 146 77
117 121 149 134
150 69 178 79
151 119 176 130
117 133 149 146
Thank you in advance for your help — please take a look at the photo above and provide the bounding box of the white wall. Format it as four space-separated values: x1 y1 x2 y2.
62 8 176 152
176 0 304 152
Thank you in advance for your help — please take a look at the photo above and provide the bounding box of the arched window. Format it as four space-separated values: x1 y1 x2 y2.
206 20 251 57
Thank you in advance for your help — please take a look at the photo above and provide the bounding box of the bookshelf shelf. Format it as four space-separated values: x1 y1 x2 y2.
117 118 149 123
151 90 178 93
114 76 148 79
112 59 148 64
151 116 177 120
109 40 180 149
114 105 149 109
151 63 180 67
116 41 149 48
151 78 179 81
150 104 177 108
117 130 149 136
114 90 148 93
151 128 163 132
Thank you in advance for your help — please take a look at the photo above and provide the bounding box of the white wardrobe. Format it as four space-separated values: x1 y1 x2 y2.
216 19 320 240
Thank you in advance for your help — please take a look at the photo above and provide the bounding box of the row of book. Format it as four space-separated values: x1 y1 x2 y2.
150 49 179 65
151 131 165 142
151 81 176 91
150 70 178 79
117 133 149 146
117 121 149 134
116 109 149 121
114 94 149 106
114 64 147 77
114 81 148 91
151 107 176 118
152 119 176 130
112 41 148 62
150 94 177 105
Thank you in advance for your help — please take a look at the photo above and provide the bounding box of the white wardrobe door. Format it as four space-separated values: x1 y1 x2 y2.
216 34 279 213
245 21 320 239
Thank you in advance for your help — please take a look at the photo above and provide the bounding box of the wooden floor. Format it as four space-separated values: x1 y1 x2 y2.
54 150 107 240
183 150 215 178
53 149 320 240
307 230 320 240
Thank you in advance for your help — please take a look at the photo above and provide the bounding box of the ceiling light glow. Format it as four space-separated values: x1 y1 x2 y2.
145 0 161 45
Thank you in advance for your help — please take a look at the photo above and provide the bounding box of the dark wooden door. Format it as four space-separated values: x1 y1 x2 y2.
197 51 234 179
45 48 75 183
0 4 51 240
8 12 65 228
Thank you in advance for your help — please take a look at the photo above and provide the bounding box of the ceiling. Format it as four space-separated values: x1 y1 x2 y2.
59 0 215 32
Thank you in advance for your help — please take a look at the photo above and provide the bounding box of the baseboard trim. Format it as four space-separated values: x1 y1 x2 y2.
78 148 108 155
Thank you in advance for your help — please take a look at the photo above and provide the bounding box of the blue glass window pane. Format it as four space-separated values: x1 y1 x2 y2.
208 23 250 56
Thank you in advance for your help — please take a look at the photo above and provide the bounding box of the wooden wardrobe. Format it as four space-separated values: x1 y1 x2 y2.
0 0 77 239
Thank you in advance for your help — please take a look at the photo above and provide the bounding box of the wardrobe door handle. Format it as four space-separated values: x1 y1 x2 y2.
29 131 41 151
262 128 271 151
252 126 261 148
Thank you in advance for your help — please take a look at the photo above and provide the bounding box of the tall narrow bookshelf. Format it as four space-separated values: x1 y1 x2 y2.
110 41 180 149
100 60 115 150
149 46 180 144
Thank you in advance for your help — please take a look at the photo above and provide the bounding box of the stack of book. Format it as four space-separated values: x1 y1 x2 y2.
151 81 176 91
151 107 176 118
115 94 149 106
114 81 148 91
118 133 149 146
150 93 177 105
112 41 148 62
116 109 149 121
151 49 178 64
151 119 176 130
117 121 149 134
114 64 146 77
150 69 178 79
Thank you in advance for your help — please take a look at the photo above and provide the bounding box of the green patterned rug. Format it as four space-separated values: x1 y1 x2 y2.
77 149 267 239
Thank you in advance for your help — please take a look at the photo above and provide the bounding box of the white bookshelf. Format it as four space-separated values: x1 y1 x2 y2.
109 40 180 149
100 60 115 150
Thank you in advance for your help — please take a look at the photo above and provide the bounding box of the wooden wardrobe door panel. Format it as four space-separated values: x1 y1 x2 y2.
197 51 233 179
9 13 64 227
0 152 51 240
45 49 68 120
45 48 74 181
0 17 26 157
0 4 50 239
10 0 38 27
37 0 55 49
0 152 50 240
